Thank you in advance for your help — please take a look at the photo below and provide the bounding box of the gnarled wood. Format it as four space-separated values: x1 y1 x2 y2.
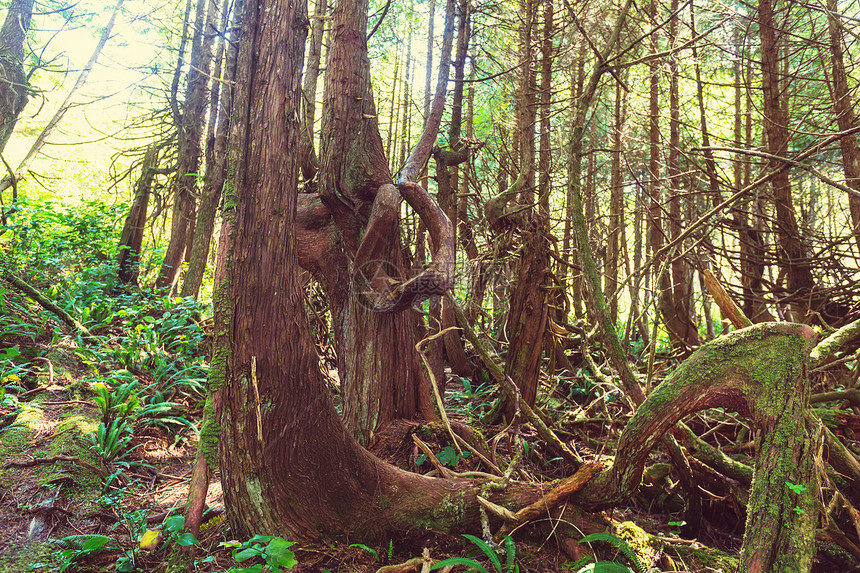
573 323 820 573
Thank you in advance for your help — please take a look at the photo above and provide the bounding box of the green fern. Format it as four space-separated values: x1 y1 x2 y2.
578 532 644 573
430 534 519 573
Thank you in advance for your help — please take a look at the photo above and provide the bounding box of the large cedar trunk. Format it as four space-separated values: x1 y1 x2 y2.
342 240 436 445
215 0 534 540
299 0 460 444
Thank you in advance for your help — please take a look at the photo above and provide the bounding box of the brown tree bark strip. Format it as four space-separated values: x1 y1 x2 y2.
825 0 860 254
298 0 327 182
758 0 817 320
667 0 701 352
117 145 162 285
182 0 241 299
702 269 753 329
313 0 449 444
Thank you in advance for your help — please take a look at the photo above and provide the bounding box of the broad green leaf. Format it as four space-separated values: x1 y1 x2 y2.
265 537 297 568
81 535 112 551
176 532 199 546
163 515 185 533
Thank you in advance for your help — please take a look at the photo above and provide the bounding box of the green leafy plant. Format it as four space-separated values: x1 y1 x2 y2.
220 535 298 572
430 534 518 573
54 534 116 572
567 532 644 573
785 481 807 495
349 543 379 561
86 418 136 463
416 446 471 468
667 520 685 535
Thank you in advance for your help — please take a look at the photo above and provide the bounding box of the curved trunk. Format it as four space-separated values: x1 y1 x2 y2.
307 0 457 444
215 0 540 540
573 323 821 573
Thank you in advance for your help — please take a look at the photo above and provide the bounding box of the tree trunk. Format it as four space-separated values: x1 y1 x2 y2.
215 0 543 541
647 0 674 347
433 0 475 380
824 0 860 255
181 0 239 299
0 0 34 156
309 0 458 444
667 0 701 351
572 323 821 573
117 145 162 285
758 0 817 320
157 0 218 290
606 79 622 324
298 0 326 183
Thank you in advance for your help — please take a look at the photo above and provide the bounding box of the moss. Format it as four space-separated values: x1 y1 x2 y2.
0 541 55 573
615 521 654 567
412 490 469 530
198 394 220 468
667 543 738 572
0 402 49 482
41 412 102 511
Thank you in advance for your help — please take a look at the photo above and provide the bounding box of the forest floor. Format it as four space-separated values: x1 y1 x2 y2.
0 336 855 573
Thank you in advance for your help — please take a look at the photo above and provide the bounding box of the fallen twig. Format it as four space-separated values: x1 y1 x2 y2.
4 455 105 476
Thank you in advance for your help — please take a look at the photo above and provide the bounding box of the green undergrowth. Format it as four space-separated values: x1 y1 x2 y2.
664 542 739 572
0 541 55 573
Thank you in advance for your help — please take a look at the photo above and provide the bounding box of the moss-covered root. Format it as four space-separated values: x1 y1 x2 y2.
572 322 819 573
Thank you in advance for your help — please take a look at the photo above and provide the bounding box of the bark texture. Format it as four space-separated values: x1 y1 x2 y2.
0 0 33 155
215 0 544 540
